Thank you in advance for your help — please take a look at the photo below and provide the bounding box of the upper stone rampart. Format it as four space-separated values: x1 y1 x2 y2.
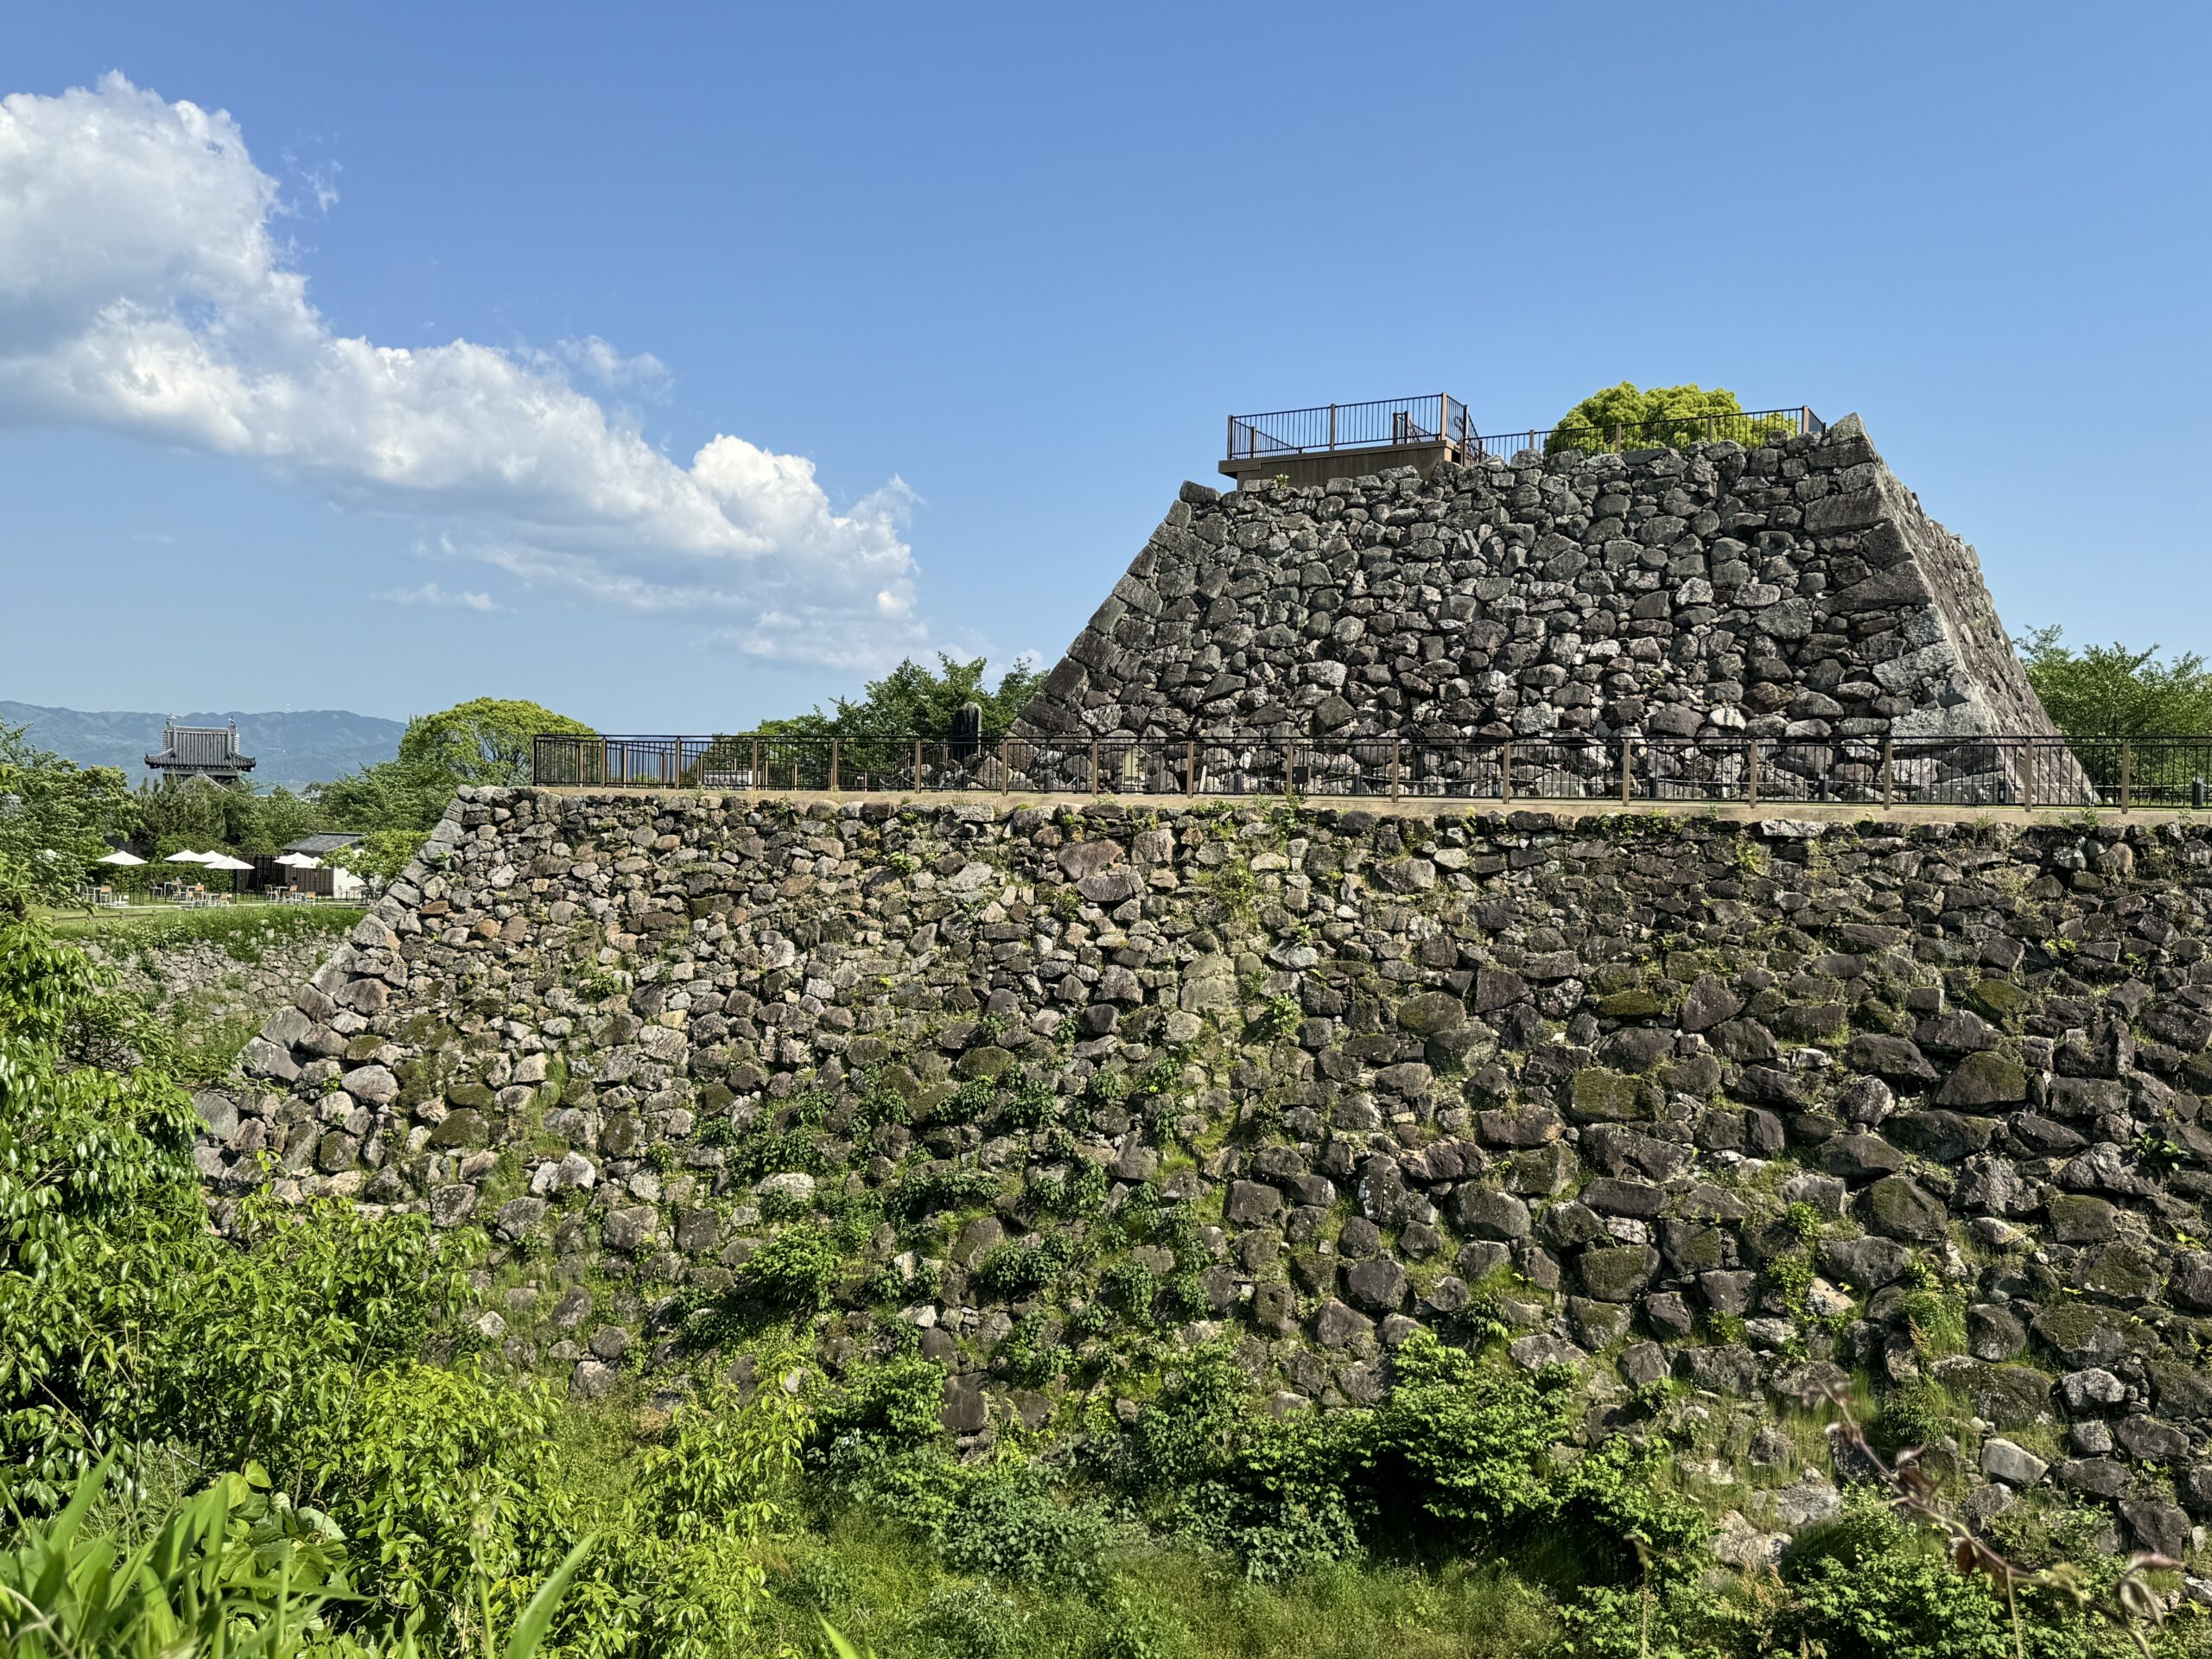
1014 416 2061 750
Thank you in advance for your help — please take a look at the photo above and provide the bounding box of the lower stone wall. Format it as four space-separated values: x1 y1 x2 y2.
212 789 2212 1560
84 928 342 1020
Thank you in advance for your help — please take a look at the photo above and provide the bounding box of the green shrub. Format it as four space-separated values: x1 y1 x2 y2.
734 1227 844 1313
1032 1160 1109 1217
815 1356 948 1447
976 1232 1080 1300
893 1165 1001 1217
1546 383 1793 455
998 1309 1071 1388
1778 1500 2022 1659
1101 1259 1160 1324
912 1580 1030 1659
1001 1077 1060 1130
1177 1408 1369 1584
1872 1379 1958 1454
939 1465 1113 1588
1368 1335 1574 1535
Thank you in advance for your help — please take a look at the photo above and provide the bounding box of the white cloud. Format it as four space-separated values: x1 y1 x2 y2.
0 73 922 668
559 334 670 395
375 581 499 612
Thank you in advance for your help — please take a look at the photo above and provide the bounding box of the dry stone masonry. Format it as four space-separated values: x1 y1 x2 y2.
212 786 2212 1559
1014 415 2060 753
85 927 339 1023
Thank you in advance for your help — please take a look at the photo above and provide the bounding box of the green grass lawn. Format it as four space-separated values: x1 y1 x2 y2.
44 900 364 955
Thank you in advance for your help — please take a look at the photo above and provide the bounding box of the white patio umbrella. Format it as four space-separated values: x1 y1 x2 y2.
97 849 147 867
200 852 252 896
274 852 321 868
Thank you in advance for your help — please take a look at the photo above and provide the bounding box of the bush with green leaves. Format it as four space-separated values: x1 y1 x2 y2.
0 874 209 1504
731 1226 845 1313
938 1464 1114 1589
814 1355 949 1449
975 1232 1080 1300
759 653 1041 744
1114 1338 1707 1591
1770 1496 2139 1659
1546 382 1794 455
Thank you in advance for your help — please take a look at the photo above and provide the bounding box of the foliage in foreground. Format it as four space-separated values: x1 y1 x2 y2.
3 850 2207 1658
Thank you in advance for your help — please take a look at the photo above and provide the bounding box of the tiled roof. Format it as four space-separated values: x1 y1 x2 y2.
145 721 255 773
281 831 363 855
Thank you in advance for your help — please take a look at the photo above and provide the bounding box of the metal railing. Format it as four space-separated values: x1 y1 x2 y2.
1489 405 1826 461
534 732 2212 812
1224 397 1825 467
1227 395 1476 461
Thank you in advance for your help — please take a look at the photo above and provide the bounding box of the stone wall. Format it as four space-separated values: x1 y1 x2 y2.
1013 416 2063 752
213 788 2212 1559
84 928 342 1021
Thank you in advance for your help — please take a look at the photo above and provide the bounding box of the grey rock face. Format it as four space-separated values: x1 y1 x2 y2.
941 1373 988 1434
569 1359 616 1401
183 785 2212 1561
1013 424 2069 779
1980 1438 2049 1487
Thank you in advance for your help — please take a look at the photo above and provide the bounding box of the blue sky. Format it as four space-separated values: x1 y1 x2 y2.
2 3 2206 731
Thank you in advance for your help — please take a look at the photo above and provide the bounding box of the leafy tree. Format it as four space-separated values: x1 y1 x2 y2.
315 697 595 876
0 725 134 905
760 654 1040 741
399 697 597 787
133 776 326 860
0 857 208 1504
2016 626 2212 737
315 754 456 836
1547 382 1793 454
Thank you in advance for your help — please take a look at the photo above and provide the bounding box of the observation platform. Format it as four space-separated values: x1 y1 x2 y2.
1218 394 1827 490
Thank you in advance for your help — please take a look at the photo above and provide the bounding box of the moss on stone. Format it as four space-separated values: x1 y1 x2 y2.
1570 1067 1648 1122
1596 988 1664 1020
1967 977 2025 1020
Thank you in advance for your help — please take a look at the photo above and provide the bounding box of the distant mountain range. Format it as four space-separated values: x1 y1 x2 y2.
1 702 405 791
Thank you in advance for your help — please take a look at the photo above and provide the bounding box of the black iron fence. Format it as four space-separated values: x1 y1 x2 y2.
1224 398 1826 467
533 732 2212 812
1227 395 1476 461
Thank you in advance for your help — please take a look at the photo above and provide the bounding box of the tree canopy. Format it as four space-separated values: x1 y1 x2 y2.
315 697 596 877
1545 382 1792 454
398 696 597 787
759 654 1041 741
2018 626 2212 737
0 725 134 906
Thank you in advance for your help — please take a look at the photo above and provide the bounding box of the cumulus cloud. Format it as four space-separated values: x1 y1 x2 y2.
375 581 499 612
559 334 670 395
0 73 921 666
